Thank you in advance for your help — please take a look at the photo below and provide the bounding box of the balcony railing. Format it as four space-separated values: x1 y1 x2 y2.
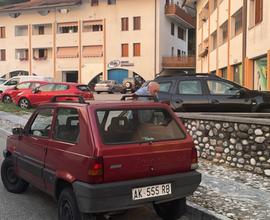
165 4 195 28
162 56 196 69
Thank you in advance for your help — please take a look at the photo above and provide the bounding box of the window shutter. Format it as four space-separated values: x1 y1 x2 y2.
255 0 263 24
121 44 128 57
133 43 141 57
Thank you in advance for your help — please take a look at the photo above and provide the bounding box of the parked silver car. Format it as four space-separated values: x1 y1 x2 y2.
94 80 124 94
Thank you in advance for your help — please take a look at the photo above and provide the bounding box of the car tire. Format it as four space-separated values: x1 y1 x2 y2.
1 157 29 194
2 95 12 104
58 187 97 220
153 198 186 220
19 98 31 109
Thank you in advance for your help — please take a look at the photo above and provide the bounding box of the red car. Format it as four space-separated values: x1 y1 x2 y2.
1 81 47 104
1 96 201 220
14 82 94 109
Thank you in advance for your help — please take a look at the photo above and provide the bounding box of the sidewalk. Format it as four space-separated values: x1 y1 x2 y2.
0 111 269 220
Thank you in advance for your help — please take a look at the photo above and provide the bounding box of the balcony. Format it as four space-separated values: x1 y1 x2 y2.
165 4 195 28
162 56 196 69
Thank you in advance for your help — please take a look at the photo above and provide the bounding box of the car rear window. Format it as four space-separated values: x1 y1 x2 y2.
96 108 185 145
77 85 90 92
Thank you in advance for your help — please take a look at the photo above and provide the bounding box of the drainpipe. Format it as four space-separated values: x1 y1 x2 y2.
242 0 247 83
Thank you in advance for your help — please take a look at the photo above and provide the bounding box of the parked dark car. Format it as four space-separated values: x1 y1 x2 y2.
1 96 201 220
123 77 143 93
155 74 270 112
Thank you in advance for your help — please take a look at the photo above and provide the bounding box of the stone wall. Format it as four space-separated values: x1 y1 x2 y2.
177 113 270 177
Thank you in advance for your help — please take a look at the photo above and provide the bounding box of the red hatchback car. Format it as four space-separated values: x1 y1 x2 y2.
1 96 201 220
1 81 47 104
14 82 94 109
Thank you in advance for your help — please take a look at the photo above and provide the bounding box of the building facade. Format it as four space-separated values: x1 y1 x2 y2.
196 0 270 91
0 0 195 84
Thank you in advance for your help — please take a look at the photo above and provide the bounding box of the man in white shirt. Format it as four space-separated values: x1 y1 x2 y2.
135 81 160 100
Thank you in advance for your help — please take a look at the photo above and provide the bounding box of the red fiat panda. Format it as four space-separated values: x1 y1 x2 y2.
1 96 201 220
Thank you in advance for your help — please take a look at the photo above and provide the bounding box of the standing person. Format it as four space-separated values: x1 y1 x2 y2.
134 81 160 100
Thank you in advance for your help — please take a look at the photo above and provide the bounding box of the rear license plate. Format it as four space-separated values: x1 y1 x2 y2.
132 183 171 201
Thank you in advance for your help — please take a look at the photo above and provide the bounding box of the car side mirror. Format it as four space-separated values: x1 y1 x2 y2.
32 88 40 94
12 127 24 136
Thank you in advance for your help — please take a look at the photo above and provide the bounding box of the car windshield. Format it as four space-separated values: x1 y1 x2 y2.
96 108 185 145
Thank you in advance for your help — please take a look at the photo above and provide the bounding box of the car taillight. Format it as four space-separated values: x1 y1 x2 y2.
191 147 199 170
88 157 104 183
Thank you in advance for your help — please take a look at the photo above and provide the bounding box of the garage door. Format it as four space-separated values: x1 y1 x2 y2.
108 69 128 84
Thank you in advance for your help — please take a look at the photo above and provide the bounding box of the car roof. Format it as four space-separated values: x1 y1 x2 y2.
17 80 48 84
155 73 220 81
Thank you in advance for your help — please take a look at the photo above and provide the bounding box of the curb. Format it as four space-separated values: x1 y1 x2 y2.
186 202 230 220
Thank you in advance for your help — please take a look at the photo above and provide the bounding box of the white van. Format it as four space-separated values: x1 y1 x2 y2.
0 75 53 93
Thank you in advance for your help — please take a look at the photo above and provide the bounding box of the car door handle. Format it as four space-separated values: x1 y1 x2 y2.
211 99 219 104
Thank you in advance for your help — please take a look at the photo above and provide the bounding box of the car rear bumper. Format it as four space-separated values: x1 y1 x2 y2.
73 171 201 214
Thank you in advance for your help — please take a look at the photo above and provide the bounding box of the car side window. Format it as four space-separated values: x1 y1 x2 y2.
30 83 41 89
159 82 172 93
54 84 69 91
178 80 203 95
5 78 19 86
53 108 80 144
29 109 54 138
16 82 31 89
39 84 55 92
207 80 239 95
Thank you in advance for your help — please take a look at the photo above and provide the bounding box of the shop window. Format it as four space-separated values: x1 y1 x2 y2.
254 57 267 91
121 17 129 31
221 68 227 79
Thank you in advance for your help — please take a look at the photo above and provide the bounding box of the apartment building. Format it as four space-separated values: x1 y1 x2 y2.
0 0 195 84
196 0 270 91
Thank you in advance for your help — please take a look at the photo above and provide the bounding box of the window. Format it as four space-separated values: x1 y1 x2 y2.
29 109 54 138
207 80 240 95
211 31 217 51
53 108 80 143
210 0 217 13
58 22 78 34
177 27 185 40
96 109 185 144
15 25 28 36
0 49 6 61
39 84 55 92
177 49 181 57
159 82 172 92
91 0 98 6
219 21 228 45
121 17 129 31
121 44 129 57
83 45 103 57
30 82 42 89
133 17 141 30
54 84 69 91
33 48 48 60
171 47 174 56
83 21 103 32
57 47 79 58
249 0 263 27
32 24 52 35
232 8 242 37
178 80 203 95
133 43 141 56
108 0 116 5
38 26 44 35
234 64 243 85
0 27 5 38
16 82 31 89
15 49 28 61
5 78 19 86
171 23 175 36
221 68 227 79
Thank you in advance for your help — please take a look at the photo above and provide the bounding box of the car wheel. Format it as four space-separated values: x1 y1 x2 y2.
153 198 186 220
1 157 29 194
58 187 97 220
2 95 12 104
19 98 31 109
